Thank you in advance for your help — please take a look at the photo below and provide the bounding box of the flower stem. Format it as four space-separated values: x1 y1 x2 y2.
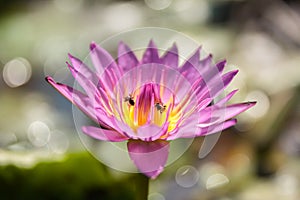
135 173 149 200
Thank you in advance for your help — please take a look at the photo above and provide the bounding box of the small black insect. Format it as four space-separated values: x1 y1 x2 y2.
124 94 135 106
155 102 166 113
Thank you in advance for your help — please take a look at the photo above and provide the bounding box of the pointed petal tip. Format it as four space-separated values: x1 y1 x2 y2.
46 76 65 87
67 53 73 59
227 89 239 97
118 40 127 47
148 39 157 48
45 76 54 83
68 53 78 63
233 69 239 74
194 47 201 54
225 69 239 79
171 42 177 48
215 59 227 72
247 101 257 107
204 53 213 62
65 61 71 66
90 41 97 50
118 41 125 48
169 42 178 53
217 59 227 65
118 41 131 53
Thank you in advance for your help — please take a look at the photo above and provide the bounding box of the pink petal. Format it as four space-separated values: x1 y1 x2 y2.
45 76 97 122
90 42 121 96
90 42 118 75
142 40 160 64
118 41 139 72
179 48 201 83
94 108 123 131
66 63 100 100
196 69 239 101
216 59 226 72
82 126 128 142
168 119 237 139
222 70 239 88
160 43 178 68
196 119 237 136
198 101 256 125
167 101 255 140
187 58 226 103
136 123 169 141
197 55 220 83
69 63 115 111
166 113 199 140
68 53 99 84
215 89 238 106
112 118 137 139
127 140 169 179
46 76 115 129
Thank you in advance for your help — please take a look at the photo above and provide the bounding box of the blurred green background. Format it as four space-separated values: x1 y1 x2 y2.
0 0 300 199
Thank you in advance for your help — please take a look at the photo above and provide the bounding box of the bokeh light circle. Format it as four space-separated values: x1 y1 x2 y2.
175 165 199 188
145 0 172 10
27 121 50 147
3 57 32 87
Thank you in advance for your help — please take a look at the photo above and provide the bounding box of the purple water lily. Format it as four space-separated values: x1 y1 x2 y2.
46 40 255 179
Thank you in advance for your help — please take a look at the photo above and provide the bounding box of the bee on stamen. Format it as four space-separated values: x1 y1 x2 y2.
124 94 135 106
155 102 166 114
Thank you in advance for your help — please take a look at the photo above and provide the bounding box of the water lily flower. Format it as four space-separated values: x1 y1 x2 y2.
46 40 255 179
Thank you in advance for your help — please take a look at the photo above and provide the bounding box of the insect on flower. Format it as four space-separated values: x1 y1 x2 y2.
124 94 135 106
46 40 256 179
155 102 166 113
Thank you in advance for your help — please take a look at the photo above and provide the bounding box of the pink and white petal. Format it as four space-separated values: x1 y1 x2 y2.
179 48 201 83
118 41 139 72
166 114 199 140
167 101 255 140
82 126 128 142
220 101 256 120
215 89 238 106
196 70 239 101
127 140 169 179
142 40 160 64
160 43 178 68
46 76 98 122
90 42 119 75
196 119 237 137
112 118 137 139
198 101 256 125
89 42 121 96
66 64 100 99
170 119 237 139
68 53 99 84
137 122 169 141
197 55 222 84
93 108 118 130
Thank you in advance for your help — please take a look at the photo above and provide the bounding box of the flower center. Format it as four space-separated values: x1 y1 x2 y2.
121 83 175 131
